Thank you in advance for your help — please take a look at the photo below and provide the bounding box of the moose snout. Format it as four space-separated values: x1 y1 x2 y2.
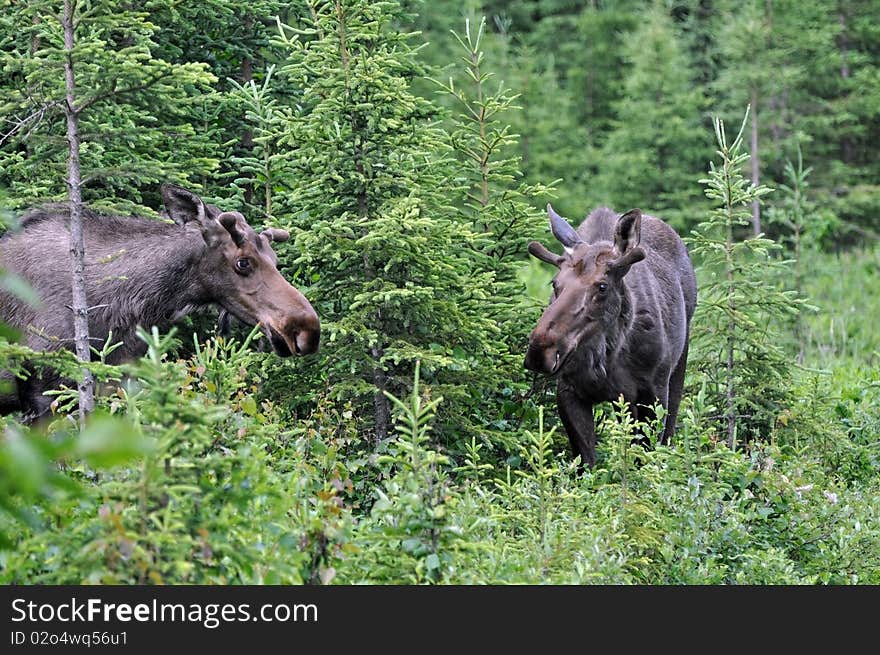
293 321 320 355
524 333 563 375
275 308 320 357
261 285 321 357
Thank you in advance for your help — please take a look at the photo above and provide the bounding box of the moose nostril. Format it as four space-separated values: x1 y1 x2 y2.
294 328 320 355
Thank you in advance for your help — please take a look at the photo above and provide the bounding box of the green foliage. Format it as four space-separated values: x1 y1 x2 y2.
448 406 634 584
800 246 880 367
3 328 327 583
687 109 806 447
0 414 144 549
431 16 554 450
225 65 293 222
0 0 218 210
256 1 523 455
593 1 711 229
344 362 463 583
434 17 553 269
765 147 831 360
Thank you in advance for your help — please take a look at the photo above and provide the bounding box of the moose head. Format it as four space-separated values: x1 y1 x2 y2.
161 184 320 357
524 204 645 375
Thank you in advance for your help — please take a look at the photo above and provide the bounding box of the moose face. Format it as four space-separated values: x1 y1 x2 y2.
524 204 645 375
162 184 320 357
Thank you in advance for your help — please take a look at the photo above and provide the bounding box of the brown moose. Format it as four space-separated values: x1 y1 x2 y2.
0 184 320 419
526 204 696 468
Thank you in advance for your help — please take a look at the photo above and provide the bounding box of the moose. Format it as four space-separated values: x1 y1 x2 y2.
525 204 696 468
0 184 320 419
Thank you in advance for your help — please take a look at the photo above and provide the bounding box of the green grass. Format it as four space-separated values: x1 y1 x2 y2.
802 246 880 367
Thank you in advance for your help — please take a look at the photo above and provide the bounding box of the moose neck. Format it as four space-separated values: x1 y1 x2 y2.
87 224 211 353
563 285 634 396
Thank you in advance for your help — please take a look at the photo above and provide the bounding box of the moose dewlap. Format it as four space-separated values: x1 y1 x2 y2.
526 204 697 468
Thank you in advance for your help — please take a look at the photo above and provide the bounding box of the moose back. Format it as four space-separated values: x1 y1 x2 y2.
526 204 697 468
0 184 320 419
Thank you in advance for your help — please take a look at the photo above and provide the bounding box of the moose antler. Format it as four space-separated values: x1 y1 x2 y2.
261 227 289 243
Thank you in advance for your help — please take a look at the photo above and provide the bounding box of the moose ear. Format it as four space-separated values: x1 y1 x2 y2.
528 241 564 267
261 227 290 243
609 209 646 276
161 184 206 226
218 212 246 246
548 204 582 248
614 208 642 255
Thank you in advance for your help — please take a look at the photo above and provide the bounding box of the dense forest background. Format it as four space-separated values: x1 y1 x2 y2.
0 0 878 584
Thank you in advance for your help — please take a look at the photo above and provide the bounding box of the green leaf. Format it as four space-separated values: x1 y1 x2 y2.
5 431 47 494
240 396 258 417
75 415 150 468
0 273 41 308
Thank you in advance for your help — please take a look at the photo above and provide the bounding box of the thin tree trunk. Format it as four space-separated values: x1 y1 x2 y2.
30 15 41 55
334 0 389 442
837 10 853 164
749 91 761 235
725 200 736 450
371 345 389 443
62 0 94 423
723 125 738 450
471 48 489 209
240 15 256 209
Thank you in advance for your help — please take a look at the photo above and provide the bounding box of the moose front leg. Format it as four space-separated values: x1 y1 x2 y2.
557 383 596 470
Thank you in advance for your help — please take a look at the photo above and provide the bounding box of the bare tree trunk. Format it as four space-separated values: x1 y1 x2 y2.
749 91 761 235
725 198 736 449
30 15 41 56
62 0 94 423
240 14 256 209
371 345 389 443
837 10 853 164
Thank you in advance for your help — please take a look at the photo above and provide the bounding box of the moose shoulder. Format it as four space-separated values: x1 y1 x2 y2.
526 205 696 468
0 184 320 419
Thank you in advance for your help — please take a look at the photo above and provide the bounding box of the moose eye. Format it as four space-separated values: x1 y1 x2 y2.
235 257 253 275
597 282 608 294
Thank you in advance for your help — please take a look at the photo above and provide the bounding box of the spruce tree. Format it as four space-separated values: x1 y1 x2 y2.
434 18 550 329
144 1 296 213
713 0 801 235
593 1 710 230
271 0 499 445
226 64 294 223
675 0 722 89
0 1 217 418
766 147 827 363
0 1 217 211
687 110 804 447
565 1 640 145
782 0 880 231
433 17 554 449
500 42 589 219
